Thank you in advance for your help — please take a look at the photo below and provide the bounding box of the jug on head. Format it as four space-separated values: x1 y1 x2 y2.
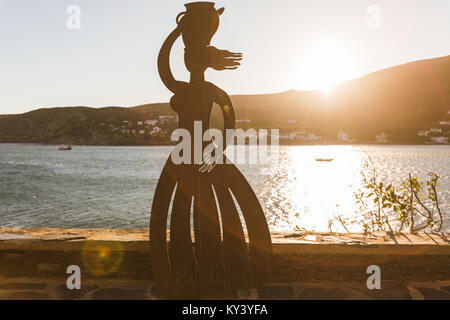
176 2 225 49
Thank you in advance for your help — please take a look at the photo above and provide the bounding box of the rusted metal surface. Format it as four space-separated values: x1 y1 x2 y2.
150 2 272 299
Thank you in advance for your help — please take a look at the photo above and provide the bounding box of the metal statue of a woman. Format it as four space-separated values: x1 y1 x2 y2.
150 2 272 299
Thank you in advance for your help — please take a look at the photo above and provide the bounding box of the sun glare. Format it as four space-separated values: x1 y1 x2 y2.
296 39 356 92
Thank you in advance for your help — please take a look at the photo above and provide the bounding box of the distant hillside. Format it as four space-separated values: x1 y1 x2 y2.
230 55 450 141
0 55 449 145
0 105 177 146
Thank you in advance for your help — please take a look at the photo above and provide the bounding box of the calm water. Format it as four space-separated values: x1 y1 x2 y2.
0 144 449 232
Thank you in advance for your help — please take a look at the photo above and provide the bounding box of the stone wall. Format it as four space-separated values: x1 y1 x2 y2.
1 228 449 300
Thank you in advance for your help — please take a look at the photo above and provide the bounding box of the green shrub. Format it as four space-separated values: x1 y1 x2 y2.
352 157 443 233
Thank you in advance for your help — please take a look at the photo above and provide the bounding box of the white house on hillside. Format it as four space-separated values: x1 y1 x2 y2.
337 131 350 142
430 128 442 134
430 136 449 144
375 132 389 143
159 115 176 122
306 133 321 141
145 120 158 126
151 127 162 135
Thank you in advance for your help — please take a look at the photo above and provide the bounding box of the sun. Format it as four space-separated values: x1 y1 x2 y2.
296 39 356 92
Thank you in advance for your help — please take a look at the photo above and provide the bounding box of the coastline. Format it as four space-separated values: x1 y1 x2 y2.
1 142 449 147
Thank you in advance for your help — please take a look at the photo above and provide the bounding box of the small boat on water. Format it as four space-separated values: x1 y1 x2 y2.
58 145 72 151
315 158 333 162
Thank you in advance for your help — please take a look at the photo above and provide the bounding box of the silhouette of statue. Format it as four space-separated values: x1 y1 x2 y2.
150 2 272 299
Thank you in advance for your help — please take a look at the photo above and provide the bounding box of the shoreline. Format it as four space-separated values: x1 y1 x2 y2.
1 142 450 147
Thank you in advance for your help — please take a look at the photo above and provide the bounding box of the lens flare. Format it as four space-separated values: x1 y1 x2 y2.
81 241 124 277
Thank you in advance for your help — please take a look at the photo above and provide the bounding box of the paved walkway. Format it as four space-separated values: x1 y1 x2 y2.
1 278 450 300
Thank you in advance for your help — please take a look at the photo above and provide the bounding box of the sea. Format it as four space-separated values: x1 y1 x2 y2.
0 144 449 232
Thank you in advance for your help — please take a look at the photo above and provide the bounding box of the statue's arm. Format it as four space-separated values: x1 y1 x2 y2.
158 27 184 94
208 83 236 154
208 83 235 132
198 83 236 172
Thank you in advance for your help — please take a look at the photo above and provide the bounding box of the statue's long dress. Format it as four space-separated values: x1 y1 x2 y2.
150 85 272 299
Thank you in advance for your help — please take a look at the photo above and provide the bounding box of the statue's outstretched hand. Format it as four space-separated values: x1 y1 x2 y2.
199 153 217 174
206 46 242 71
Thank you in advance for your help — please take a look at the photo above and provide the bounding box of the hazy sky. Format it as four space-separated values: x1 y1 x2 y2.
0 0 449 114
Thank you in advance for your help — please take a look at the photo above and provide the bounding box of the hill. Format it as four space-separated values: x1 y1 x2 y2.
0 55 449 145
